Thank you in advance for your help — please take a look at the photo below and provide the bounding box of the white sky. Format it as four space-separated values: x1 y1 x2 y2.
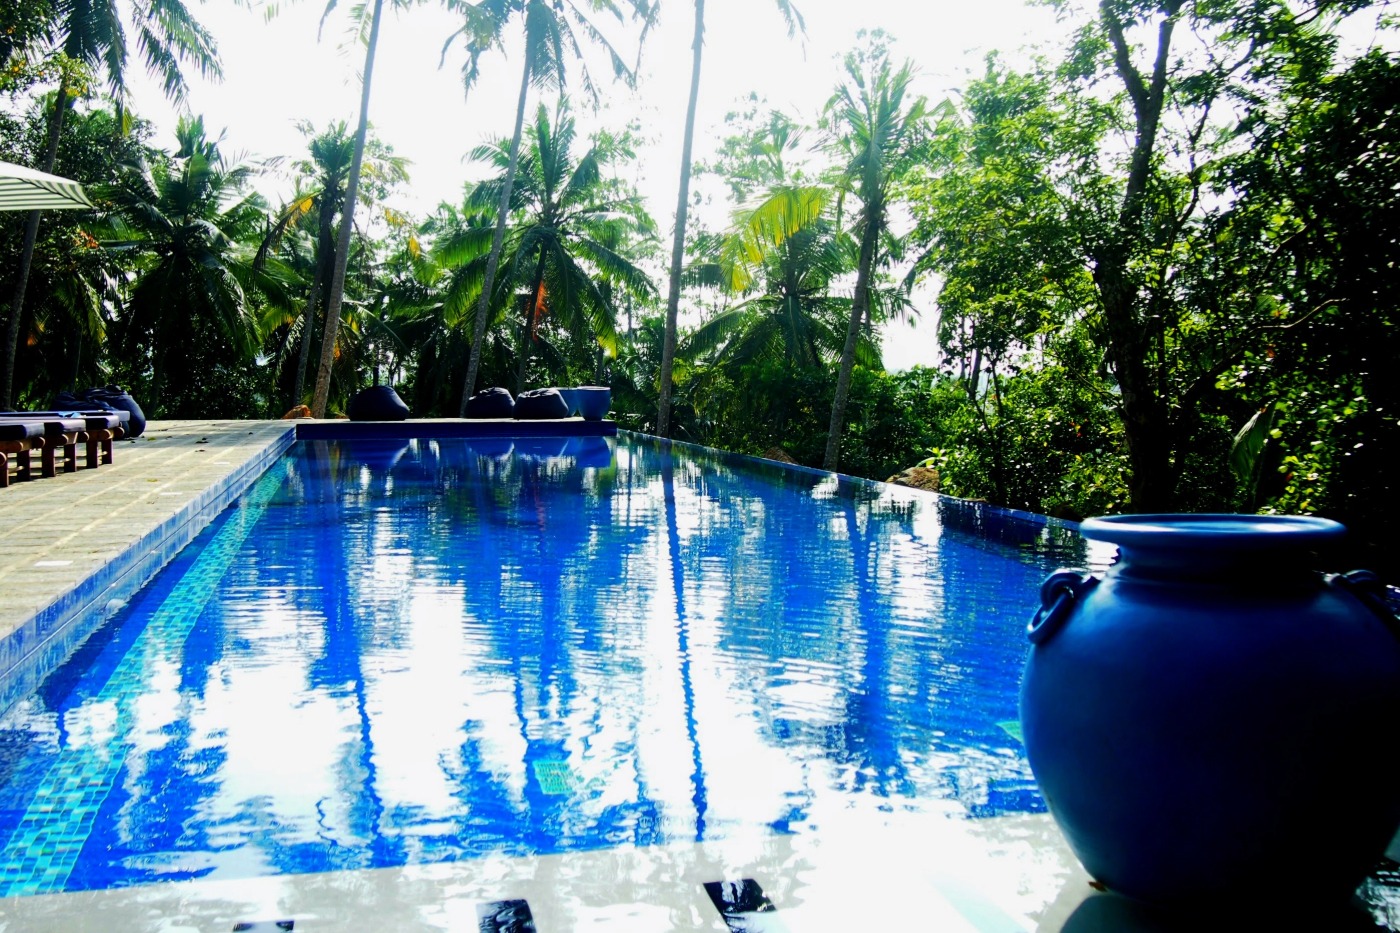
122 0 1070 370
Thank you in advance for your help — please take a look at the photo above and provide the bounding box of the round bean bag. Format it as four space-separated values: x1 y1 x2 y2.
87 386 148 437
347 385 410 421
513 388 571 420
465 386 515 419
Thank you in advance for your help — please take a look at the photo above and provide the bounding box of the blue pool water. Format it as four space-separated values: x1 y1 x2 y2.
0 434 1091 897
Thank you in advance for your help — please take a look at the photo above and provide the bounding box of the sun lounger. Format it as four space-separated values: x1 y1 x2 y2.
0 415 92 478
0 410 128 468
0 420 44 487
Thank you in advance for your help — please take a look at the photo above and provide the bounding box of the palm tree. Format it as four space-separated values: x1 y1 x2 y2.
103 116 292 414
449 101 655 392
264 123 355 411
262 120 408 409
2 0 221 408
821 41 925 470
655 0 804 437
447 0 655 415
309 0 394 418
688 185 847 375
684 185 882 451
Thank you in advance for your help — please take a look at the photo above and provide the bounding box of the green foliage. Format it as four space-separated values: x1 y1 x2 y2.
439 99 657 397
919 357 1132 520
101 116 290 417
0 103 146 406
1 0 53 80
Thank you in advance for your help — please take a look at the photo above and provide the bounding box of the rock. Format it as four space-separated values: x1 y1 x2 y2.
281 404 312 419
887 465 940 491
762 447 798 464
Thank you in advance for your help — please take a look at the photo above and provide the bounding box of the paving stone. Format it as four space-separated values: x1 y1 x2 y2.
0 420 292 643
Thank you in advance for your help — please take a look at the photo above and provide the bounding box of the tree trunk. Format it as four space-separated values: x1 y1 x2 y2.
311 0 384 419
823 203 878 471
2 78 71 410
514 308 531 396
293 202 338 409
1096 256 1175 510
460 38 535 415
515 253 548 395
67 329 82 392
292 281 323 409
657 0 706 437
1093 0 1184 511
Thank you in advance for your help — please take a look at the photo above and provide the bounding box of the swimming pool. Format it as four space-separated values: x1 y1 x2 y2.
0 433 1094 903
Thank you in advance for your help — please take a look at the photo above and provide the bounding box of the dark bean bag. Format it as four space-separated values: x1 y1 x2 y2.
347 385 410 421
465 386 515 419
513 388 570 420
54 386 147 438
86 386 146 437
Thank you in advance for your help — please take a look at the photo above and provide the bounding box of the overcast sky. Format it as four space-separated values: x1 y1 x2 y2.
122 0 1071 369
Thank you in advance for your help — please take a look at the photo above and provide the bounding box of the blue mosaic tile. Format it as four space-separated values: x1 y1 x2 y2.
0 465 288 896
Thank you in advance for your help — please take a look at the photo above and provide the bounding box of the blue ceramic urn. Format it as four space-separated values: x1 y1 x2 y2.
1019 514 1400 909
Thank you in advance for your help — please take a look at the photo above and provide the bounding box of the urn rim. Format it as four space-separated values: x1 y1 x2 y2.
1080 512 1345 551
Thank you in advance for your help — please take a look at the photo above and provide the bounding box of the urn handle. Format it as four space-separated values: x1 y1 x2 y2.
1328 570 1400 642
1027 570 1099 645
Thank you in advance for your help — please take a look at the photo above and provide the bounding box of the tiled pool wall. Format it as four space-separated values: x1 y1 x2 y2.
0 427 298 716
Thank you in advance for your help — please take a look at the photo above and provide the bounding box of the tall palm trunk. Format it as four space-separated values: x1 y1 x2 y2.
823 203 878 470
656 0 706 437
311 0 384 419
2 78 71 409
460 39 536 415
515 252 549 394
293 209 338 408
292 280 323 408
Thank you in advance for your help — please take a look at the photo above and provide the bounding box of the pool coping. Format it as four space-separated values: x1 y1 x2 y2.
296 417 618 440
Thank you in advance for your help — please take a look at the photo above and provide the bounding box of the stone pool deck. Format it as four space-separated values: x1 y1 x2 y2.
0 420 291 646
0 421 294 711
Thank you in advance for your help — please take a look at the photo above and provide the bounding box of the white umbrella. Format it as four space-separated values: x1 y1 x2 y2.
0 159 94 211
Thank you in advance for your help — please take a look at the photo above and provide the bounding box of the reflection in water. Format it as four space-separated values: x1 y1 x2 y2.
0 434 1087 896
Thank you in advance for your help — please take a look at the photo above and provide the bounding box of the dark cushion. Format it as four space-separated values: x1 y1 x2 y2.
0 420 45 442
55 386 147 437
347 385 410 421
85 386 146 437
465 386 515 419
514 388 570 420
